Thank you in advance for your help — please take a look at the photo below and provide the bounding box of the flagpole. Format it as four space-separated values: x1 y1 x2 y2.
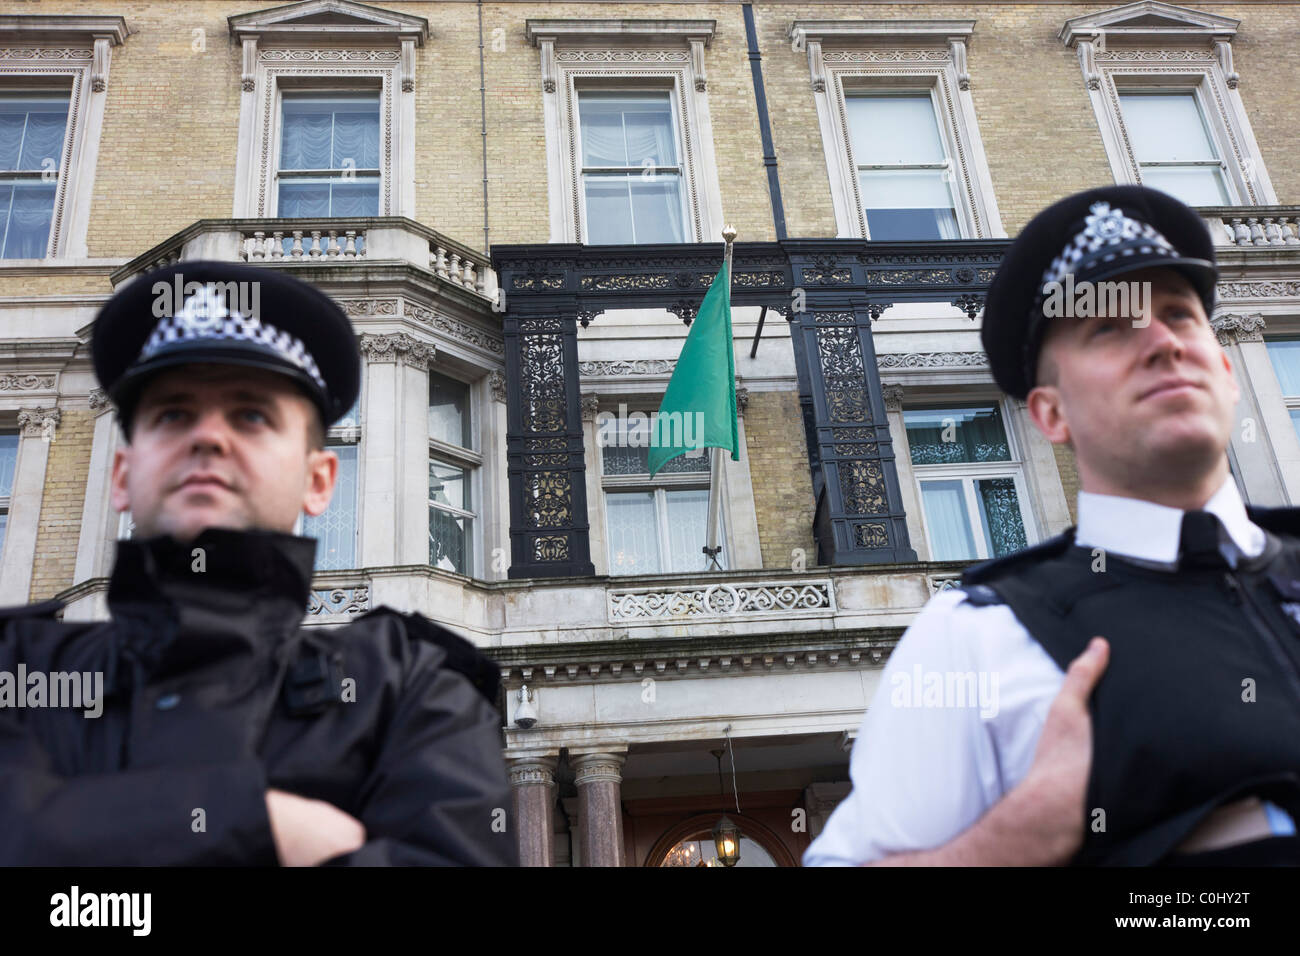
703 224 736 572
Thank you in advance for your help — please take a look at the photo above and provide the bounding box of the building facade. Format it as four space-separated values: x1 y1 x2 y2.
0 0 1297 866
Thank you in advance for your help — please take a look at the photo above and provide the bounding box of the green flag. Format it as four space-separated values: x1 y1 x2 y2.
648 261 739 478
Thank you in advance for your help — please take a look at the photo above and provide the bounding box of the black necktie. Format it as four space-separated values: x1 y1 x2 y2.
1179 510 1230 570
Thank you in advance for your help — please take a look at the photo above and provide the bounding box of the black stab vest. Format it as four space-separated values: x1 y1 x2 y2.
959 505 1300 865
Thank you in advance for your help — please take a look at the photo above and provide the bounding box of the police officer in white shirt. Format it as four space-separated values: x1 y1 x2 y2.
805 186 1300 866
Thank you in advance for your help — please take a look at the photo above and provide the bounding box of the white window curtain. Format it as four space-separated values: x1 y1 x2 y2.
1118 92 1229 206
606 490 662 574
920 479 977 560
846 93 959 241
579 92 684 244
278 94 380 218
0 95 69 259
302 444 358 570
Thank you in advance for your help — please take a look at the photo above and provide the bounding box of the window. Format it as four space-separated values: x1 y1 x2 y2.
577 90 687 244
600 413 725 574
428 371 477 575
276 92 380 218
845 92 958 240
229 2 426 219
0 15 126 259
299 396 361 571
1117 91 1228 206
0 93 70 259
1266 337 1300 443
0 430 17 556
904 403 1032 561
790 20 1003 240
527 18 721 244
1060 4 1276 205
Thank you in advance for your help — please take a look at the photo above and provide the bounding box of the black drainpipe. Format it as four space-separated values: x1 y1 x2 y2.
477 0 490 254
743 4 787 241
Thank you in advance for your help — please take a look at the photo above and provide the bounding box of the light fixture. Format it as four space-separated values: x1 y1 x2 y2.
513 684 538 728
712 814 740 867
711 741 742 867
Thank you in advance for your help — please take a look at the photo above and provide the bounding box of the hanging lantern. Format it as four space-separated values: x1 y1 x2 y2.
712 814 740 867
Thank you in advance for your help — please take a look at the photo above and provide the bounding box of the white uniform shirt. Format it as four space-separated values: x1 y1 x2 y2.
803 477 1295 866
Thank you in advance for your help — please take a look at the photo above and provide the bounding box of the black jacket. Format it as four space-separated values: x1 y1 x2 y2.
0 527 518 866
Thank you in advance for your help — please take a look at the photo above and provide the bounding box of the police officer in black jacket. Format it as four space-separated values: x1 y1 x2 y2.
0 261 518 866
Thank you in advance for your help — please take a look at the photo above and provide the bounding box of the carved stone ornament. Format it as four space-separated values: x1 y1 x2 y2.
17 406 61 438
357 331 436 367
489 369 507 404
1211 312 1266 346
0 373 56 391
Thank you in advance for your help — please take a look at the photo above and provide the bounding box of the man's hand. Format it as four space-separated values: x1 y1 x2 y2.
1012 635 1110 863
868 636 1110 866
264 788 366 867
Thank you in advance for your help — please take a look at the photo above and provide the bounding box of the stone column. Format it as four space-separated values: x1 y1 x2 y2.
1214 313 1299 505
357 332 436 567
0 408 60 605
508 755 558 867
572 752 626 867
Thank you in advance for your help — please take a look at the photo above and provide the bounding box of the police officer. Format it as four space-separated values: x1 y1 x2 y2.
0 261 518 866
805 186 1300 866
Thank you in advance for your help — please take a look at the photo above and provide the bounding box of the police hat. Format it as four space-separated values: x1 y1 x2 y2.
92 261 360 434
982 185 1218 399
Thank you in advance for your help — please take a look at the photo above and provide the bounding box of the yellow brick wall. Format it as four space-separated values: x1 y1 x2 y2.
1053 441 1081 525
743 390 816 569
29 0 1298 253
28 408 95 601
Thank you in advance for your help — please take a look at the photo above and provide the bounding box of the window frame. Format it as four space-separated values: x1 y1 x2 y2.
0 427 16 561
573 85 693 245
0 15 126 260
596 409 728 575
295 397 363 572
842 87 961 242
1265 334 1300 442
229 1 429 220
527 18 722 244
1115 86 1231 206
427 369 482 578
1061 5 1276 205
902 398 1038 562
791 20 1003 240
272 88 383 220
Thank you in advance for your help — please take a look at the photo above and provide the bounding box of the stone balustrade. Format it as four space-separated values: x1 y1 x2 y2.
1199 206 1300 247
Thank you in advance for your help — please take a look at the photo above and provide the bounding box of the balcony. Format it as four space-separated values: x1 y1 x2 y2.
110 216 497 304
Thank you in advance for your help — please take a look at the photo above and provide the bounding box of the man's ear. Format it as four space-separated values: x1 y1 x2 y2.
302 447 339 517
1222 348 1242 406
1027 384 1071 446
109 445 130 513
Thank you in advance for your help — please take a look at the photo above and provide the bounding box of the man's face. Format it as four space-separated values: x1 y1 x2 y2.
110 363 337 543
1027 266 1240 492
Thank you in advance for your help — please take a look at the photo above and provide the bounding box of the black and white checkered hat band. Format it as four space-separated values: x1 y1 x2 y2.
138 288 326 391
1039 201 1180 292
